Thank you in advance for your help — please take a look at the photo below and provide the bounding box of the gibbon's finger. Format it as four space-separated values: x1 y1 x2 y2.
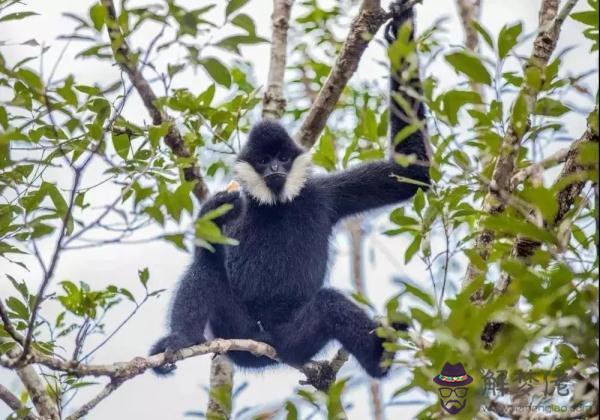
226 180 240 192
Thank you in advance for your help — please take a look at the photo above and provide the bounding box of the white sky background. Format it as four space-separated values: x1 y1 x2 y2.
0 0 597 419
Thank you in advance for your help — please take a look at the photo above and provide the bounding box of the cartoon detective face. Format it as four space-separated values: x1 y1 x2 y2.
438 386 468 414
433 362 473 415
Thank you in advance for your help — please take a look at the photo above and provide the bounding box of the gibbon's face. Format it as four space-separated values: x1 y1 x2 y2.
234 121 312 205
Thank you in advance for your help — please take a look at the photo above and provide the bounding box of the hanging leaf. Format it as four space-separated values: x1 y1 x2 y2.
445 51 492 85
498 22 523 59
200 57 231 87
225 0 250 18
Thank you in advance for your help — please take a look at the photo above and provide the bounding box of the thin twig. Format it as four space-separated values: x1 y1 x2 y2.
21 168 83 360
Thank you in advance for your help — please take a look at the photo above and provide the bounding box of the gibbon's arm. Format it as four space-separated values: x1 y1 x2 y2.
318 4 430 223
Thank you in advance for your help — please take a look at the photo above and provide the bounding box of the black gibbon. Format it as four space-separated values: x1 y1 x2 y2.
150 1 429 378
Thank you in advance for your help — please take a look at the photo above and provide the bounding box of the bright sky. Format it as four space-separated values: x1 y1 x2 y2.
0 0 597 419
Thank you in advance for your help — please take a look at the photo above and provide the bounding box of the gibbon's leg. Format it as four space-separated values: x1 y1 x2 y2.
272 289 393 378
149 263 211 375
209 296 277 369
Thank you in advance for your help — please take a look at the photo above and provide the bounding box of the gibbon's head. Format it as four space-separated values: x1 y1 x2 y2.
234 120 312 205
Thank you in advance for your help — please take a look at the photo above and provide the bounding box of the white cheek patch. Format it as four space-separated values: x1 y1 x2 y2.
281 152 312 203
234 161 277 205
234 153 312 205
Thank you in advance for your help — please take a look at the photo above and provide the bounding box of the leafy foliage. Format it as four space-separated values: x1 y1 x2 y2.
0 0 598 419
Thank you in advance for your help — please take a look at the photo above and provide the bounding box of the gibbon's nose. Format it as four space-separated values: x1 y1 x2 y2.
270 161 279 172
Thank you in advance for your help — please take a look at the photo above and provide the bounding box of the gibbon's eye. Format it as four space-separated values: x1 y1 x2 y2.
279 154 290 163
259 156 269 165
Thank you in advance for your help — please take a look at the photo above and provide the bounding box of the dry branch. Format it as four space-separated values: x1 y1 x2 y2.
294 0 388 148
462 0 577 300
262 0 295 119
1 337 349 415
100 0 208 200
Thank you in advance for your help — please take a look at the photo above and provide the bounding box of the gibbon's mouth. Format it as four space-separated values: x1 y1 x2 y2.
264 172 287 179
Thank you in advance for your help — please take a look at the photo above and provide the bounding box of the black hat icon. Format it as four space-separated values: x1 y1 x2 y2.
433 362 473 387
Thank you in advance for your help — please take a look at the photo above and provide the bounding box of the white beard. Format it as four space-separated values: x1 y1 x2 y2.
233 153 312 205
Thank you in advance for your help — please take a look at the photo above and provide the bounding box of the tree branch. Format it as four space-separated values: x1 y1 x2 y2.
20 166 83 361
0 299 24 345
455 0 481 52
462 0 572 301
65 380 123 420
100 0 208 200
510 146 571 188
0 383 25 413
482 107 599 346
262 0 295 119
294 0 388 148
206 355 234 419
346 217 383 420
21 339 276 379
15 365 59 420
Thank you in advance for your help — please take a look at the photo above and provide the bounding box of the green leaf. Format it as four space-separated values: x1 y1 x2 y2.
498 22 523 59
534 97 570 117
200 57 231 87
138 267 149 289
404 235 421 264
43 182 68 218
225 0 250 17
17 69 43 90
571 11 599 27
112 133 130 160
352 292 375 310
231 13 256 35
89 3 107 31
6 297 29 320
225 0 249 17
442 90 482 125
362 108 378 141
313 132 337 171
0 106 8 130
285 401 298 420
200 203 233 221
215 35 268 54
482 215 556 244
0 11 38 22
413 189 425 216
445 51 492 85
164 234 187 251
511 93 528 137
471 21 494 50
148 122 171 149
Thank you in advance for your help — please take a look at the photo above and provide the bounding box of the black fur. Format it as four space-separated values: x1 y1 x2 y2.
150 1 429 379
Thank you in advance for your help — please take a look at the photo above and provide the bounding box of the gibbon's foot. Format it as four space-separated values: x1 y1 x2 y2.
300 360 336 391
150 333 206 376
376 318 410 377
